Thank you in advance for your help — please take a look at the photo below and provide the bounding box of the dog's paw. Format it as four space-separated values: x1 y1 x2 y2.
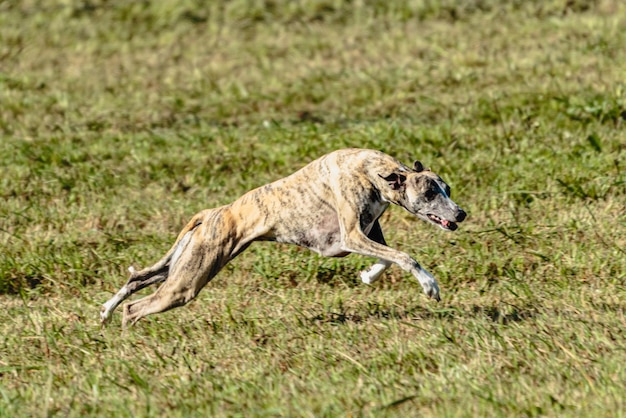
100 305 112 325
424 282 441 302
416 269 441 301
359 269 377 285
359 260 391 285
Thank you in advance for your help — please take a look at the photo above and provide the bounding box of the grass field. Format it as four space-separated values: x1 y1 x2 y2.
1 0 625 416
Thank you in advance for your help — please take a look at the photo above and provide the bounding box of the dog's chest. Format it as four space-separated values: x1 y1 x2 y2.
277 200 387 257
297 212 345 257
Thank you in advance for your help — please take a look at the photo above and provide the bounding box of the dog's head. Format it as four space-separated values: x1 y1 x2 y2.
379 160 466 231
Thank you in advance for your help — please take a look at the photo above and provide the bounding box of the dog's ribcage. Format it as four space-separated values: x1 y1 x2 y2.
246 171 388 257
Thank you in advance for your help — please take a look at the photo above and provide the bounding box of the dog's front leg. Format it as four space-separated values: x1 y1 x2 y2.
351 237 440 300
341 218 440 300
358 247 439 300
360 260 392 285
359 220 391 285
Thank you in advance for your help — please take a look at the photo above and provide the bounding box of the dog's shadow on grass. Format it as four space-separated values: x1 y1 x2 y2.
313 265 362 287
287 265 539 326
469 304 537 325
306 302 538 326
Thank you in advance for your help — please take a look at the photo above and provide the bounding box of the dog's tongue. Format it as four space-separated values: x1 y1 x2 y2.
442 219 459 231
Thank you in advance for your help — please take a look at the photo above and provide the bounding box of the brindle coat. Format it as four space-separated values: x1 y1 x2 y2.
100 148 466 326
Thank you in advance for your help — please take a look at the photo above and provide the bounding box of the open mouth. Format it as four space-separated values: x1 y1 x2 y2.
427 214 458 231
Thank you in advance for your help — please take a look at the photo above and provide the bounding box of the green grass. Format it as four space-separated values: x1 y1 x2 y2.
1 0 625 416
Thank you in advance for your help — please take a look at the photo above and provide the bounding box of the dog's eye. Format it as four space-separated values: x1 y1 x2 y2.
425 189 437 201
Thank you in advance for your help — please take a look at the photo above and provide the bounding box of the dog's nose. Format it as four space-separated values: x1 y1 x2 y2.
456 209 467 222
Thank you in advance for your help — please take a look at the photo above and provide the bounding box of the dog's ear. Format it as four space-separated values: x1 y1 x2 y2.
379 173 406 190
413 160 424 172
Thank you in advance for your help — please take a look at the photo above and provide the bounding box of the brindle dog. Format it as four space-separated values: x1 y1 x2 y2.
100 148 466 326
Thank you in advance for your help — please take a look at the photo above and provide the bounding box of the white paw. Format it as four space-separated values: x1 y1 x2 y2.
416 269 441 301
100 305 111 324
359 260 391 285
100 285 129 325
360 270 376 284
423 280 441 301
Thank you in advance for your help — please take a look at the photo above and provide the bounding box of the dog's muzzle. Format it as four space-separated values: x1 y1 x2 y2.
427 208 466 231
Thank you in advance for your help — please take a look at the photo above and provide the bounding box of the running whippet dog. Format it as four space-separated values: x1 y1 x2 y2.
101 148 466 326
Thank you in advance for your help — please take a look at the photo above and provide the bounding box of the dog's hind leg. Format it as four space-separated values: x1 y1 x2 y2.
360 220 392 284
100 216 204 324
122 250 226 327
121 217 235 327
100 265 169 324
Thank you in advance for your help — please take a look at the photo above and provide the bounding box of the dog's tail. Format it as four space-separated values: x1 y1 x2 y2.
128 213 204 283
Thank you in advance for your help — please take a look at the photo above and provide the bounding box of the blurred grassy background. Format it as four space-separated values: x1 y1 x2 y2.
1 1 625 416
